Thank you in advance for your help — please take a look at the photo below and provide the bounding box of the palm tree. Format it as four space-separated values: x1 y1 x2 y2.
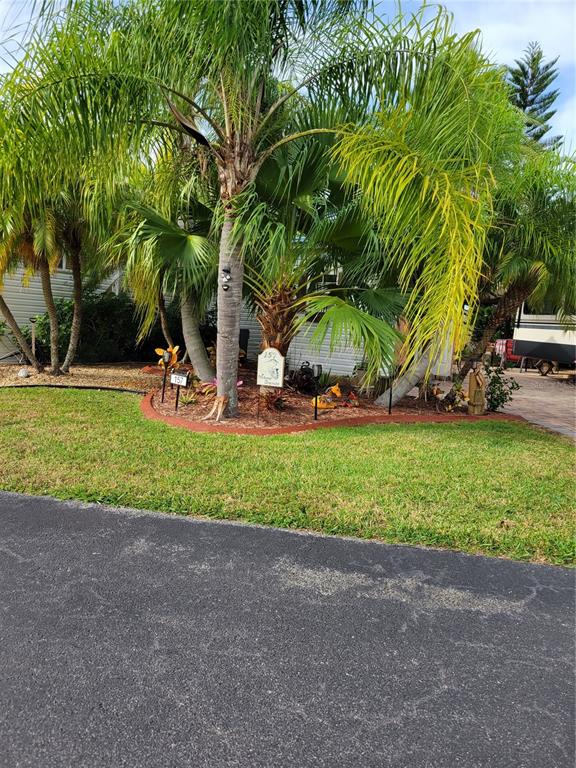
0 180 110 375
241 139 404 380
122 134 405 390
0 66 115 375
108 138 218 381
118 204 217 382
0 293 43 371
4 2 523 415
455 150 576 381
52 185 102 374
0 207 63 373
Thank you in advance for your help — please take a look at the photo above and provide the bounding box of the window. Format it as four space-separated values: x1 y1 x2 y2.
57 254 71 272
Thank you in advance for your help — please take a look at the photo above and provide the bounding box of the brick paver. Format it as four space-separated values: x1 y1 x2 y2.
503 371 576 441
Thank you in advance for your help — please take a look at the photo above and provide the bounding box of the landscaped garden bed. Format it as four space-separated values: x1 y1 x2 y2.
143 367 514 434
0 361 525 435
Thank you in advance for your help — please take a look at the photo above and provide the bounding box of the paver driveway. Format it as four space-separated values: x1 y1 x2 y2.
503 370 576 440
0 492 574 768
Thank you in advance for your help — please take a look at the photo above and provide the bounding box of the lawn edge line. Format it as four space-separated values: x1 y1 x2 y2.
0 490 571 571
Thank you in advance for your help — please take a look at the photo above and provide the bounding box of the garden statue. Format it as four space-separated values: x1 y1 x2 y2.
310 382 360 410
467 366 486 415
290 362 317 394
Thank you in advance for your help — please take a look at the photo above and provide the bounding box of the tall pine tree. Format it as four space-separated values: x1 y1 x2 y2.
508 42 561 146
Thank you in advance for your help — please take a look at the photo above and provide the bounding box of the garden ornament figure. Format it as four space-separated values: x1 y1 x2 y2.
467 365 486 415
290 361 317 394
310 382 359 410
156 345 179 368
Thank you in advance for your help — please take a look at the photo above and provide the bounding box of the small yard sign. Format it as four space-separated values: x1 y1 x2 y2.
257 348 285 388
170 371 190 388
170 370 190 412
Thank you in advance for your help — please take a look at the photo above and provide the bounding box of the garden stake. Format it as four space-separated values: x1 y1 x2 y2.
161 366 168 403
160 349 172 403
312 364 322 421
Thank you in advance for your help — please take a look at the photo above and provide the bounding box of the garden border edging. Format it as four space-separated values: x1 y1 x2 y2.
140 390 525 436
1 383 147 395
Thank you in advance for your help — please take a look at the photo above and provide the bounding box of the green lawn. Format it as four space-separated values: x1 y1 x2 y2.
0 388 574 564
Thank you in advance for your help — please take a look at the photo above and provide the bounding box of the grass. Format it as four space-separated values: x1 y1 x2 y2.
0 388 574 565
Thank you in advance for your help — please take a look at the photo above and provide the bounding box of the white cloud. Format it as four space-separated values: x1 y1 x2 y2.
443 0 575 67
553 94 576 152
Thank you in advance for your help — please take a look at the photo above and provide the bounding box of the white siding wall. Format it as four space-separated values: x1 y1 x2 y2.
0 267 121 359
239 304 363 376
285 324 363 375
240 304 453 377
0 266 75 359
2 266 74 327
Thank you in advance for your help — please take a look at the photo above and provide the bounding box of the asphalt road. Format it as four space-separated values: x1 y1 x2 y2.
0 492 573 768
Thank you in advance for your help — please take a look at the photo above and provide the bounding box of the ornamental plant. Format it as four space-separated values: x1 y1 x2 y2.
484 366 520 412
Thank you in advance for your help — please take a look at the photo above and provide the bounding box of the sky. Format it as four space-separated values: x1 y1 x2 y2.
0 0 574 148
390 0 576 149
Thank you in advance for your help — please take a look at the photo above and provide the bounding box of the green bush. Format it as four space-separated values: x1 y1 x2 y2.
22 299 74 363
485 366 520 411
16 291 185 364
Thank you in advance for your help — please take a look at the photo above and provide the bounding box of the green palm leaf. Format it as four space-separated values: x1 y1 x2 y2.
294 294 401 381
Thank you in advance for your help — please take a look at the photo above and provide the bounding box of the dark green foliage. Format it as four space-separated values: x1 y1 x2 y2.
485 366 520 412
470 305 510 343
21 300 74 363
508 42 560 145
16 291 184 364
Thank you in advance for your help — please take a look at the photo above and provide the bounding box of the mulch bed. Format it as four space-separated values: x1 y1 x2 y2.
144 368 518 435
0 361 522 435
0 363 156 392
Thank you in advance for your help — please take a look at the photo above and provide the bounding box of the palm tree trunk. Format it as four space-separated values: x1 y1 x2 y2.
257 288 297 357
181 293 214 382
39 258 61 375
457 281 535 381
374 350 432 407
215 210 243 416
61 247 82 373
158 290 174 348
0 293 44 372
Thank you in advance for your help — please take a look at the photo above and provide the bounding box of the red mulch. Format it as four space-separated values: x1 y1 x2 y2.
141 369 522 435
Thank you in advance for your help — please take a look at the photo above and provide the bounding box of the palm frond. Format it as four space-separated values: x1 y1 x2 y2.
332 14 525 368
294 294 401 381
